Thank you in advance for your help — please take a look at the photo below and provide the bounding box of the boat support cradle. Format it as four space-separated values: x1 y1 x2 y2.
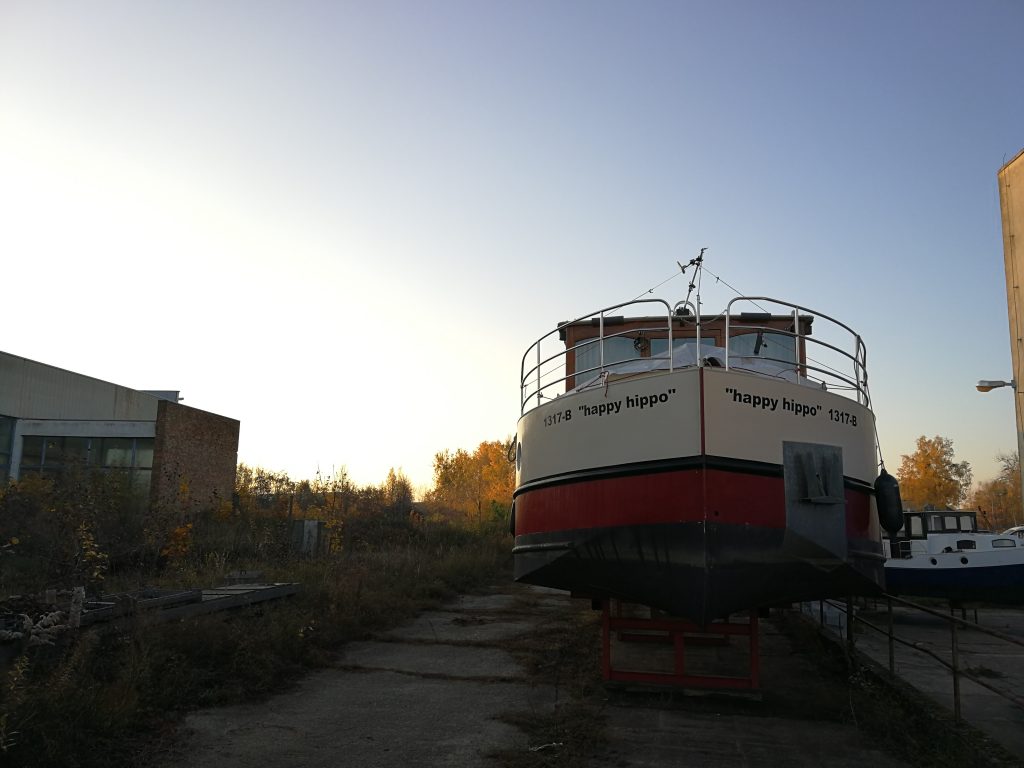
600 600 761 691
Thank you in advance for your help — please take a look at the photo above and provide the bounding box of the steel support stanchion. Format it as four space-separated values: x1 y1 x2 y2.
951 616 961 723
887 596 895 676
845 594 855 660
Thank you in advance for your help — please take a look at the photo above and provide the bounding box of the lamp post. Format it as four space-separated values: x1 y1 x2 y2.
976 378 1024 520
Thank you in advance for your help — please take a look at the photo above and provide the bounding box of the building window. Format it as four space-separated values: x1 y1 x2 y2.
92 437 135 469
19 435 155 492
21 435 44 469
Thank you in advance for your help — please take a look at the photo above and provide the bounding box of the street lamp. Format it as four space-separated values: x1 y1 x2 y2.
977 379 1016 393
977 378 1024 522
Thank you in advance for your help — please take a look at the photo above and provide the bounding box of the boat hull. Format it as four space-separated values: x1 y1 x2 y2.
514 367 884 624
885 559 1024 604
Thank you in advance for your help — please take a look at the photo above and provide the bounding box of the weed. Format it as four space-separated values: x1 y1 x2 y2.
0 524 512 768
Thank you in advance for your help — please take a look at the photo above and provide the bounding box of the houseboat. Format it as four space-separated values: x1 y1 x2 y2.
512 281 896 625
885 509 1024 604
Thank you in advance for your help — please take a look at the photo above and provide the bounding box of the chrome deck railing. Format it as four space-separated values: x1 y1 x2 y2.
520 295 870 415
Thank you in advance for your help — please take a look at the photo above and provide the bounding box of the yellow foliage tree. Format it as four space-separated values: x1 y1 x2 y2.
896 435 973 510
427 439 515 525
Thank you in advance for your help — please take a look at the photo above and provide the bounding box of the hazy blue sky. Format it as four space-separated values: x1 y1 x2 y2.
1 1 1021 493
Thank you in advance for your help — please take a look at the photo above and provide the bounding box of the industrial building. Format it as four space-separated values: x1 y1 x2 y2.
0 351 239 510
999 147 1024 484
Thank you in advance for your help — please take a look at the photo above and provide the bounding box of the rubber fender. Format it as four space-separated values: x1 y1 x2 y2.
874 469 904 535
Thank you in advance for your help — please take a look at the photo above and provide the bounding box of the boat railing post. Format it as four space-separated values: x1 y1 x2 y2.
599 313 605 372
536 343 541 409
724 310 731 370
792 308 802 379
887 596 895 676
668 305 674 372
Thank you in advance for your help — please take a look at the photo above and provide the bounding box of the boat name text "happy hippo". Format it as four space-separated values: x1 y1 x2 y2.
724 387 820 417
576 388 678 418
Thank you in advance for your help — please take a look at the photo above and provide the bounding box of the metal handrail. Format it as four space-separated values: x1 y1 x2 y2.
725 297 868 406
519 299 676 413
520 295 870 414
817 594 1024 723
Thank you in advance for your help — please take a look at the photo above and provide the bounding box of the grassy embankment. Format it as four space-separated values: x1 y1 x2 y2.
0 520 511 768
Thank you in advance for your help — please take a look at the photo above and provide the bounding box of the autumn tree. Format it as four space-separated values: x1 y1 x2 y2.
896 435 973 510
427 439 515 525
383 467 413 510
970 452 1021 531
235 463 295 516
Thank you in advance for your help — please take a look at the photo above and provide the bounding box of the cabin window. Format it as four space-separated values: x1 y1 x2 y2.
649 336 717 360
993 539 1017 548
573 336 641 376
943 515 958 531
909 517 924 537
958 515 975 532
729 332 797 363
956 540 976 550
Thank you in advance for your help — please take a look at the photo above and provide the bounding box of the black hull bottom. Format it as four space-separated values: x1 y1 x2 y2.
514 522 884 625
885 562 1024 605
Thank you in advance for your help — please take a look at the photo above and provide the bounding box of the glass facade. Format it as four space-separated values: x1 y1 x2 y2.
18 435 155 491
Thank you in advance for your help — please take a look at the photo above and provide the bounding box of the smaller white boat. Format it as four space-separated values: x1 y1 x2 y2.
884 509 1024 604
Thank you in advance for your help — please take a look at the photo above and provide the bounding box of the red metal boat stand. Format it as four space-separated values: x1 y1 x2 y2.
600 600 761 690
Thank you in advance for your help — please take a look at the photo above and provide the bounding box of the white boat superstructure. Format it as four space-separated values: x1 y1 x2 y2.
885 510 1024 603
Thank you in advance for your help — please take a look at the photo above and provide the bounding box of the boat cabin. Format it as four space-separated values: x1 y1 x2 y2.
559 309 813 391
893 509 980 540
886 509 1023 559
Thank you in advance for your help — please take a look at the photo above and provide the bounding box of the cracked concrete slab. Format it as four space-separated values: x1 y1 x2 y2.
381 611 534 644
165 669 545 768
157 584 559 768
339 639 523 680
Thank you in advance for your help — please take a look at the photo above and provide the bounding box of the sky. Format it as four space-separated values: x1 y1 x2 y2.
1 1 1022 496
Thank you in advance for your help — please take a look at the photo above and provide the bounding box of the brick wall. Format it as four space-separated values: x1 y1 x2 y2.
152 400 239 512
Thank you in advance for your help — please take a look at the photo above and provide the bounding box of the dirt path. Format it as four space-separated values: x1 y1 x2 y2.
156 585 565 768
155 585 943 768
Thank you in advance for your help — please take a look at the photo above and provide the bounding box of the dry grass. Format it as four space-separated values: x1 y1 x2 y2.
0 523 511 768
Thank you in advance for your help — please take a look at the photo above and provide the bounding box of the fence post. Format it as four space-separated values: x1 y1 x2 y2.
845 594 855 660
951 612 961 723
887 596 895 676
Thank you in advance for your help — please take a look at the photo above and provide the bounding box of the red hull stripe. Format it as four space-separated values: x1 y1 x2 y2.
515 468 874 537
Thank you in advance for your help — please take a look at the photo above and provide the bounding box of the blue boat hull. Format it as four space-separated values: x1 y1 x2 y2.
885 562 1024 604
